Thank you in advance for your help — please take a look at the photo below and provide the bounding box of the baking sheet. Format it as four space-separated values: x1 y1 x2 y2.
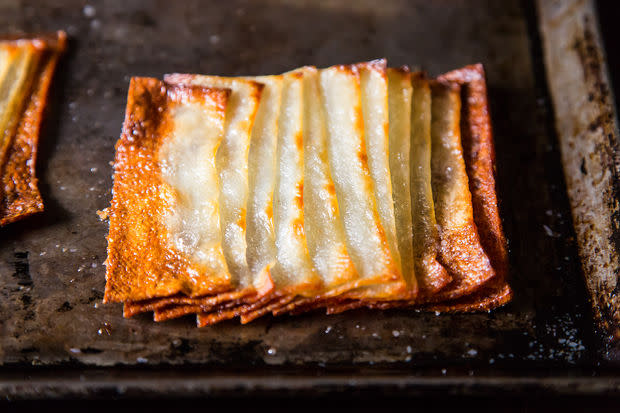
539 0 620 357
0 0 616 398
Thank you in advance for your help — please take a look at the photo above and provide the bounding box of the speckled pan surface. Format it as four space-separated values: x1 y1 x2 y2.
0 0 617 398
539 0 620 358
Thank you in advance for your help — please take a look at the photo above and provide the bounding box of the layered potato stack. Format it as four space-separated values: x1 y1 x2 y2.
0 32 66 225
103 60 511 326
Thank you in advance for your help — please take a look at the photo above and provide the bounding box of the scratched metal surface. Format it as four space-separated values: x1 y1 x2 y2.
539 0 620 360
0 0 614 397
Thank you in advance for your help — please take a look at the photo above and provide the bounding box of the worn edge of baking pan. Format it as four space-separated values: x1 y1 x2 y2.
537 0 620 359
0 368 619 399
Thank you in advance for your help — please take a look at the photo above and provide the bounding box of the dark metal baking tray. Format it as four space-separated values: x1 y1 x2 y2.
1 0 619 399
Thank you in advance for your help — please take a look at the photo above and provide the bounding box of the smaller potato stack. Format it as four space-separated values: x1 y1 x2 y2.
103 60 511 326
0 31 66 226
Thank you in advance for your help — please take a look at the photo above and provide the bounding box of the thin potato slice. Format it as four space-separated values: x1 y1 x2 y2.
212 68 323 324
0 48 11 81
164 70 323 324
1 31 67 225
275 66 417 315
319 67 422 313
310 59 409 305
244 75 283 294
269 66 369 316
387 67 418 297
410 74 452 294
326 70 510 315
425 282 512 313
302 66 357 292
429 80 495 301
239 295 296 324
0 43 41 165
438 65 508 278
164 73 266 297
122 286 264 318
358 60 401 273
124 294 227 318
104 78 232 302
270 69 322 296
319 61 407 303
153 299 241 322
195 293 292 327
123 295 187 318
163 291 275 326
341 74 452 309
124 75 282 319
318 64 402 296
158 85 232 289
272 62 409 315
434 64 511 310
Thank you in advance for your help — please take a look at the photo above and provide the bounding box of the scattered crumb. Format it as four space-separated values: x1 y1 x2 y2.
97 208 110 220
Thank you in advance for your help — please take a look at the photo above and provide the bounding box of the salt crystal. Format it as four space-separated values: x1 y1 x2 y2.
83 5 96 18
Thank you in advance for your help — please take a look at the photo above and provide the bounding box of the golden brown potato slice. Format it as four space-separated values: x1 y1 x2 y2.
131 70 324 323
111 63 511 325
429 80 495 301
195 290 292 327
433 64 511 311
326 68 510 315
1 31 67 226
104 78 232 303
238 295 297 324
158 87 232 291
0 42 41 164
164 73 266 299
438 65 508 277
153 298 241 322
123 295 187 318
124 75 281 319
410 74 452 294
123 290 254 318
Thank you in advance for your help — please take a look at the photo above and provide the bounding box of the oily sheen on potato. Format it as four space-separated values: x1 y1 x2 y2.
105 60 511 326
0 32 66 226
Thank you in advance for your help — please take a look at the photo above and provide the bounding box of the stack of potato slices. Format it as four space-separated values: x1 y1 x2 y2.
104 60 511 326
0 31 66 226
